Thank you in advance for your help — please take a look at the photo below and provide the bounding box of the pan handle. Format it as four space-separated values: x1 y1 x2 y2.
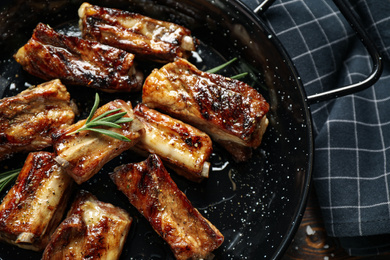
254 0 383 104
253 0 275 14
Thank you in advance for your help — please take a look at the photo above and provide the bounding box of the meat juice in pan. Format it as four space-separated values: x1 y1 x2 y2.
0 17 274 260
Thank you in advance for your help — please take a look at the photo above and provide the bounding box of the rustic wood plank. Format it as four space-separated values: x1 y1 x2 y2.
282 187 390 260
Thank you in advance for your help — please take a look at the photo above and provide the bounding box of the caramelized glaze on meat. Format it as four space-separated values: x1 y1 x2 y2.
78 2 197 63
133 103 212 182
42 190 132 260
142 58 269 161
110 154 224 260
53 100 144 184
0 79 76 161
14 23 143 92
0 152 73 251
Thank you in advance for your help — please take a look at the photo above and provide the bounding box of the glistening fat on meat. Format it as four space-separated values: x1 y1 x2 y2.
0 79 77 161
53 99 144 184
14 23 143 93
132 103 212 182
0 152 73 251
142 58 269 162
42 190 132 260
110 154 224 260
78 2 198 63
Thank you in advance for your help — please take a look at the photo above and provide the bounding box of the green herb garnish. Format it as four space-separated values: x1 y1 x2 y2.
231 72 249 80
66 93 133 142
206 57 238 74
0 168 20 193
206 58 248 80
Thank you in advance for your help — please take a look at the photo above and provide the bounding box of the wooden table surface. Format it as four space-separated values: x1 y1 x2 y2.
281 187 390 260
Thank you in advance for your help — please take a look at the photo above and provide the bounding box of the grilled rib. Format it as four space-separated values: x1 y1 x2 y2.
0 152 73 251
0 79 76 161
53 100 144 184
133 103 212 182
42 190 132 260
14 23 143 93
78 2 197 63
110 154 224 260
142 58 269 162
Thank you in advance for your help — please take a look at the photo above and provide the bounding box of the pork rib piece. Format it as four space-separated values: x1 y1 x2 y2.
42 190 132 260
0 79 76 161
133 103 212 182
110 154 224 260
78 2 197 63
53 100 144 184
142 58 269 162
14 23 143 93
0 152 73 251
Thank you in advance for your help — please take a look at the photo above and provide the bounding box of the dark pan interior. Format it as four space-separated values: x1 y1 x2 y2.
0 0 313 259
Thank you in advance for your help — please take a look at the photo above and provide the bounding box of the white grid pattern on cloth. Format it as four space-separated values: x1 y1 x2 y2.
355 0 388 58
245 0 390 242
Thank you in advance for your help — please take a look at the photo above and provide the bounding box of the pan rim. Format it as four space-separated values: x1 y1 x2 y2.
228 0 314 258
0 0 314 259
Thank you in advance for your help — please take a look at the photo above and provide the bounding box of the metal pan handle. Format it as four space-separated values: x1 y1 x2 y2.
254 0 383 104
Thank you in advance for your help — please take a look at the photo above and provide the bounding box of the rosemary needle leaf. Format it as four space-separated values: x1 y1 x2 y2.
0 168 20 193
87 121 122 129
206 58 249 81
86 93 100 124
88 128 132 142
231 72 249 80
66 93 132 142
206 57 238 74
99 112 128 122
115 118 134 124
91 108 122 123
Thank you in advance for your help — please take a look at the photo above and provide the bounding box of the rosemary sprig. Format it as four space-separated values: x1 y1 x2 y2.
66 93 133 142
231 72 249 80
206 58 248 80
0 168 20 193
206 57 238 74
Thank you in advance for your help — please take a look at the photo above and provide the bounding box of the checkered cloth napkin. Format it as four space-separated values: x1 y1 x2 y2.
241 0 390 256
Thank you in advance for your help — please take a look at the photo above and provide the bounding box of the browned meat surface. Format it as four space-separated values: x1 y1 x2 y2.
142 58 269 161
0 152 73 251
110 154 224 260
42 190 132 260
0 79 76 161
133 103 212 182
53 100 144 184
14 23 143 93
78 2 197 63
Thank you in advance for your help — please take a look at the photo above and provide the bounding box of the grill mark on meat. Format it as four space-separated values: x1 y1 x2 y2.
142 58 269 161
42 190 132 259
0 79 76 161
14 23 143 93
53 100 144 184
110 154 224 260
132 104 212 182
78 2 198 63
0 152 73 251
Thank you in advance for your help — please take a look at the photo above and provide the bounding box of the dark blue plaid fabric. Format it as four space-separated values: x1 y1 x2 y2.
241 0 390 256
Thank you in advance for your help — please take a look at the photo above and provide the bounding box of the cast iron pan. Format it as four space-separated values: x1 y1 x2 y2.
0 0 382 259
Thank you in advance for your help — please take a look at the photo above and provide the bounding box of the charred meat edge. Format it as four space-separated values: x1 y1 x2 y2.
0 79 76 161
42 190 132 260
0 152 73 251
78 2 197 63
53 100 144 184
132 103 212 182
14 23 143 92
110 154 224 260
142 58 269 162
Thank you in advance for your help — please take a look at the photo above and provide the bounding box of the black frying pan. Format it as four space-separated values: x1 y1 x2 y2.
0 0 382 259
